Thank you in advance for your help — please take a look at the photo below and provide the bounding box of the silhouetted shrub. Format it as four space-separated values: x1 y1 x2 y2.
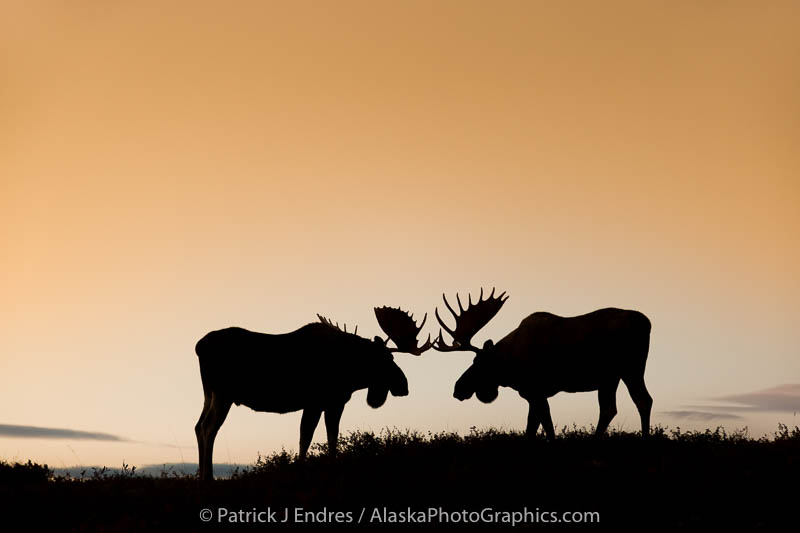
0 459 51 484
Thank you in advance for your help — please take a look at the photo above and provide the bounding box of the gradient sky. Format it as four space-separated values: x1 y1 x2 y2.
2 1 799 469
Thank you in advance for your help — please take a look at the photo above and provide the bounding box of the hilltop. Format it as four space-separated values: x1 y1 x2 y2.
1 425 798 530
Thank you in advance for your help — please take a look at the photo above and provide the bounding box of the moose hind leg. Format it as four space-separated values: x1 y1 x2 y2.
299 408 322 459
195 392 212 480
596 380 620 436
623 375 653 436
324 402 346 457
200 392 232 481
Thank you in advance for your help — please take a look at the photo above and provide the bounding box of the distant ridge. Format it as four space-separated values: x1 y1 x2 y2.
53 462 240 479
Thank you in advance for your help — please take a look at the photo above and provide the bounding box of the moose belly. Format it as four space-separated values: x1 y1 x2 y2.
533 379 601 397
533 359 616 395
561 381 601 393
232 382 352 414
221 375 314 414
240 396 305 414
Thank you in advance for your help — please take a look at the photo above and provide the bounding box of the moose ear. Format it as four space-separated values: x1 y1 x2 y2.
373 335 384 345
483 339 494 350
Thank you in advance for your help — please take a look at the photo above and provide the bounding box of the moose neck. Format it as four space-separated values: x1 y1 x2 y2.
488 336 520 389
348 353 379 392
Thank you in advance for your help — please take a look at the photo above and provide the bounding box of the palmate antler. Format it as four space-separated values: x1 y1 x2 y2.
434 287 508 352
317 314 358 335
374 306 432 356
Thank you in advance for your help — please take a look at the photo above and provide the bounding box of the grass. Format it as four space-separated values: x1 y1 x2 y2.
1 424 798 530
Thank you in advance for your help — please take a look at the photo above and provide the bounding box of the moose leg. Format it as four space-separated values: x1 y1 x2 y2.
623 375 653 436
526 402 541 437
596 380 620 436
195 392 212 480
299 408 322 459
324 402 346 457
530 398 555 440
200 392 232 481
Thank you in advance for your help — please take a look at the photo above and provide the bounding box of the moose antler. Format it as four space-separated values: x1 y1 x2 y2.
374 306 432 356
433 287 508 352
317 314 358 335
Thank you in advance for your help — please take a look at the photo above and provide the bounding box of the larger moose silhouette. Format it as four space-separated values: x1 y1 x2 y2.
195 307 431 481
434 289 652 439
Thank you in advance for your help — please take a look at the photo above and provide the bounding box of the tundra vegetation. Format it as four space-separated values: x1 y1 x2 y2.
2 425 798 530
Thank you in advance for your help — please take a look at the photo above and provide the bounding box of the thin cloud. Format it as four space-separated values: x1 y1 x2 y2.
662 410 744 421
666 384 800 422
0 424 127 442
713 384 800 412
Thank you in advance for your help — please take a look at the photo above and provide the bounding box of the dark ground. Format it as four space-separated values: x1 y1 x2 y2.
1 425 798 531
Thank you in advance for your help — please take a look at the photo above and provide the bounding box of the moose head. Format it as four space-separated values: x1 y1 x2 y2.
432 288 509 403
318 307 432 408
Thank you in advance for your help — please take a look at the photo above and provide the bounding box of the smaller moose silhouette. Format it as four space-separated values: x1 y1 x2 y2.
434 288 652 439
195 307 431 481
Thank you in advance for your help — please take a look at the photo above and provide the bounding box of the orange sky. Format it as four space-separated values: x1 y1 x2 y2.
2 1 799 468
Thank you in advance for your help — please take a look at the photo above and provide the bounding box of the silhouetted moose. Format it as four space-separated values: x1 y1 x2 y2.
434 289 652 439
195 307 431 481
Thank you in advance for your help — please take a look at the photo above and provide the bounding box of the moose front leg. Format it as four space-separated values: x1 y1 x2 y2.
323 402 346 457
528 398 555 441
526 402 541 437
299 407 322 459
